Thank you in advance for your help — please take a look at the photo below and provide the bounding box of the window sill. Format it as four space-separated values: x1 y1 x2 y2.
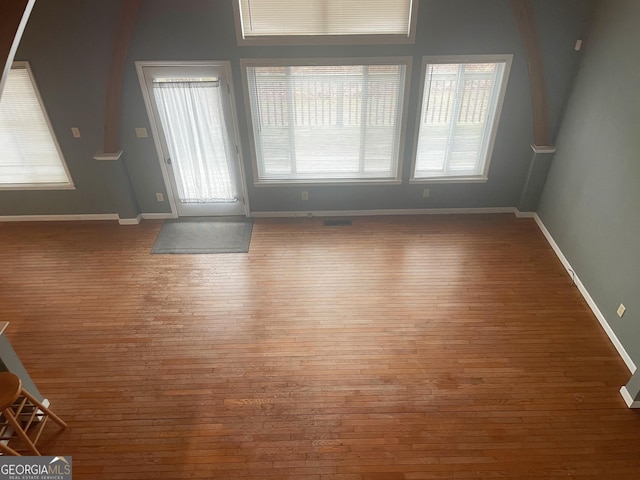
409 177 488 184
0 183 76 191
236 34 416 47
254 179 403 187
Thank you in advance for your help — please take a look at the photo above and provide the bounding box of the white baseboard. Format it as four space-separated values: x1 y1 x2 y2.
514 210 536 218
0 213 177 223
251 207 518 218
0 209 529 222
620 386 640 408
533 213 636 374
140 213 175 220
118 215 141 225
0 214 118 222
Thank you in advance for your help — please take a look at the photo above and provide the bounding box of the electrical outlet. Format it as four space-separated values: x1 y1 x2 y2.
617 303 626 318
422 188 430 198
71 127 81 138
135 127 149 138
301 191 309 201
155 193 164 202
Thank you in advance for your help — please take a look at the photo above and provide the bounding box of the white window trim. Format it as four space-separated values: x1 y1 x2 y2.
0 61 74 191
409 54 513 184
240 57 413 186
232 0 419 47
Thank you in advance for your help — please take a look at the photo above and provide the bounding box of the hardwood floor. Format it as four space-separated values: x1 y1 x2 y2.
1 214 639 479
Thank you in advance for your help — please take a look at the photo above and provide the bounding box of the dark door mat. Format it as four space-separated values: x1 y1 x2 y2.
151 216 253 254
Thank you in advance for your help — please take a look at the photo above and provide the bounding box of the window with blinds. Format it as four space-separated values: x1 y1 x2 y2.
0 62 73 189
235 0 417 45
243 60 409 182
413 56 512 181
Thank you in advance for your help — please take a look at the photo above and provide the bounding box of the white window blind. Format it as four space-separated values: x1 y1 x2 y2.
414 57 511 180
245 62 407 182
0 63 72 188
237 0 413 38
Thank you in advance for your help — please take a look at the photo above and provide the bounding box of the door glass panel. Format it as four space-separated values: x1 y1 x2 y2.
152 77 236 204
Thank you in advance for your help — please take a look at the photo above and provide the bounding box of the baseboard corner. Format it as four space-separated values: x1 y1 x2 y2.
514 210 536 218
118 215 142 225
620 386 640 408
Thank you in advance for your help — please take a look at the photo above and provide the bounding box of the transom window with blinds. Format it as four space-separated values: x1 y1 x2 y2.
0 62 73 189
412 55 512 181
243 59 410 183
234 0 417 45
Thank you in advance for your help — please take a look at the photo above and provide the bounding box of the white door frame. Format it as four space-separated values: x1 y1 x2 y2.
136 60 250 217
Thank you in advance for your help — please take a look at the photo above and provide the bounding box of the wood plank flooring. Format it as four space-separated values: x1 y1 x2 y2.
1 214 639 479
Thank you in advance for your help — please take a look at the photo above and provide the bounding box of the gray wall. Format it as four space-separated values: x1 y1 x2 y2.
2 0 120 215
538 0 640 365
2 0 589 216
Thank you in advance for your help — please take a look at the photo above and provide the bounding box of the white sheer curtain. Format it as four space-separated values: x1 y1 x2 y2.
153 80 235 203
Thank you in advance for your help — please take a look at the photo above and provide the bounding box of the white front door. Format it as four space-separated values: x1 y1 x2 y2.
138 62 246 216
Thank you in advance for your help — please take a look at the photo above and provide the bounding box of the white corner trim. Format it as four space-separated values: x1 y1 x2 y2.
620 386 640 408
118 215 142 225
250 207 518 218
93 150 123 161
530 144 557 154
140 213 175 220
514 210 536 218
0 214 119 222
533 213 636 374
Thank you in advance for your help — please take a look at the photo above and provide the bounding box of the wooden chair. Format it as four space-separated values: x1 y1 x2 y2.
0 372 67 456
